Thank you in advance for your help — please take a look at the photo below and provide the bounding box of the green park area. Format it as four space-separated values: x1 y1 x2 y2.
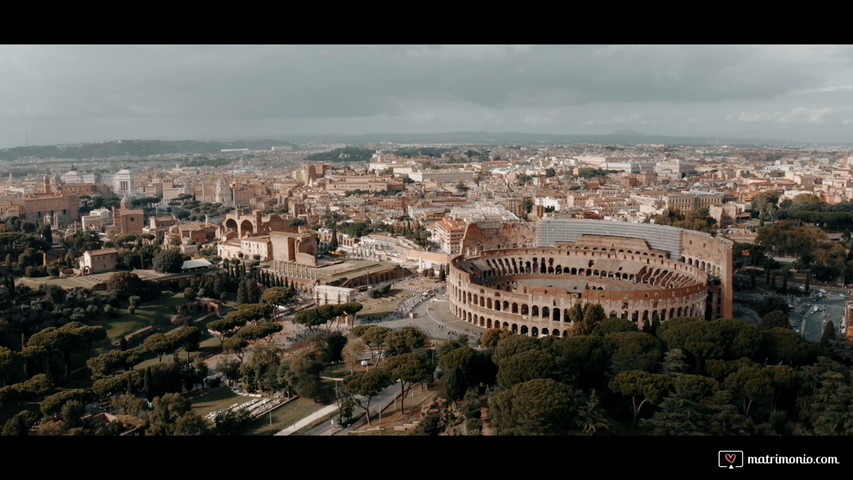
186 386 324 435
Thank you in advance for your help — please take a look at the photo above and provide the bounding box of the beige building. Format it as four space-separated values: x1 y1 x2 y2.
314 285 357 306
270 231 318 266
432 217 467 256
113 208 145 235
148 215 178 232
217 236 243 260
19 194 80 226
664 192 725 215
241 235 272 261
79 248 119 274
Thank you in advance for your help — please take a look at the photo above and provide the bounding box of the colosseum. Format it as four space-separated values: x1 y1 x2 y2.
448 219 733 337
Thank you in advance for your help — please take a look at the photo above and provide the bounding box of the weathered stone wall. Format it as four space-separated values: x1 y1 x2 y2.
448 246 708 337
464 218 733 320
460 221 537 255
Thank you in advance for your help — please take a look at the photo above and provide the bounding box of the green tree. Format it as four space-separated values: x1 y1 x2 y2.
550 335 609 390
384 327 427 357
723 364 772 418
234 322 283 346
223 336 249 362
292 308 324 334
604 331 663 374
143 333 176 363
152 248 185 273
760 310 791 330
491 378 577 435
660 348 689 377
795 357 853 434
86 349 141 379
492 334 544 364
213 408 250 435
40 389 93 418
819 320 838 356
593 316 638 336
147 392 192 436
342 368 392 426
712 318 762 360
342 337 369 374
572 303 606 336
174 410 209 436
283 348 325 401
112 392 147 416
385 352 432 414
756 220 826 258
0 346 24 387
106 271 143 302
609 370 671 425
92 370 142 398
640 378 714 435
240 342 285 394
760 327 816 366
437 344 496 403
656 317 722 374
261 286 295 308
574 389 611 436
172 326 202 363
357 325 392 363
183 287 197 303
751 190 780 222
2 410 38 436
480 328 511 350
496 349 557 389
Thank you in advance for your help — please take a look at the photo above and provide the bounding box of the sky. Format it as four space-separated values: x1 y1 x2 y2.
1 44 853 148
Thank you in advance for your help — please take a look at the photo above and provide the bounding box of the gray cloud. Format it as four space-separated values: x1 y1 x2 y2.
1 44 852 146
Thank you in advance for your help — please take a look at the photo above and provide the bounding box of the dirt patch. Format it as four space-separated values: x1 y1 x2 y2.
348 385 439 435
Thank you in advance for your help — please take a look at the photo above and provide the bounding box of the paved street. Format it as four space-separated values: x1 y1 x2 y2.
376 287 485 344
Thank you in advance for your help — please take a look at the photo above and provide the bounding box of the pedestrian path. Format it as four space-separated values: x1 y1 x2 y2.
275 403 339 436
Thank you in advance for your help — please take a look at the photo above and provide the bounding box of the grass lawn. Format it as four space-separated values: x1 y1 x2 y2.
104 291 226 370
323 362 353 379
101 291 187 346
190 387 246 418
188 387 329 436
241 397 327 435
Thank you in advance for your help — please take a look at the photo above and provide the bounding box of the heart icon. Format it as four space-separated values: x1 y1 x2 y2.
725 453 736 464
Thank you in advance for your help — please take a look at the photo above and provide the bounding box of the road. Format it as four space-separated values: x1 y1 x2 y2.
785 289 848 342
736 288 849 342
297 382 403 436
378 287 485 344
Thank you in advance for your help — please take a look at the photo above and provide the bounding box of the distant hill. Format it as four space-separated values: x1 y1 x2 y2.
1 131 850 162
255 131 853 148
0 139 298 162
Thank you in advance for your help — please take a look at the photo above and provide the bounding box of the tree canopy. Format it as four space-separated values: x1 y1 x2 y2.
153 248 185 273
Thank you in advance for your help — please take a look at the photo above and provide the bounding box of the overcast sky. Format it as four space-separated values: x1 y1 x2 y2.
2 44 852 148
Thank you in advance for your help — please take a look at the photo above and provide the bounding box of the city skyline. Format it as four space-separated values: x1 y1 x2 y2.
2 44 853 148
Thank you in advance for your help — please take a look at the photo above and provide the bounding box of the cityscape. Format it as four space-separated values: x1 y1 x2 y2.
2 46 853 468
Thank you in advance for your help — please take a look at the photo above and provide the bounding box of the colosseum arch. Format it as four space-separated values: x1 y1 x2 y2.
239 220 254 237
449 245 709 339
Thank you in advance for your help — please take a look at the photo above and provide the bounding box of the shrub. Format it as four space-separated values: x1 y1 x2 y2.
414 413 442 436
